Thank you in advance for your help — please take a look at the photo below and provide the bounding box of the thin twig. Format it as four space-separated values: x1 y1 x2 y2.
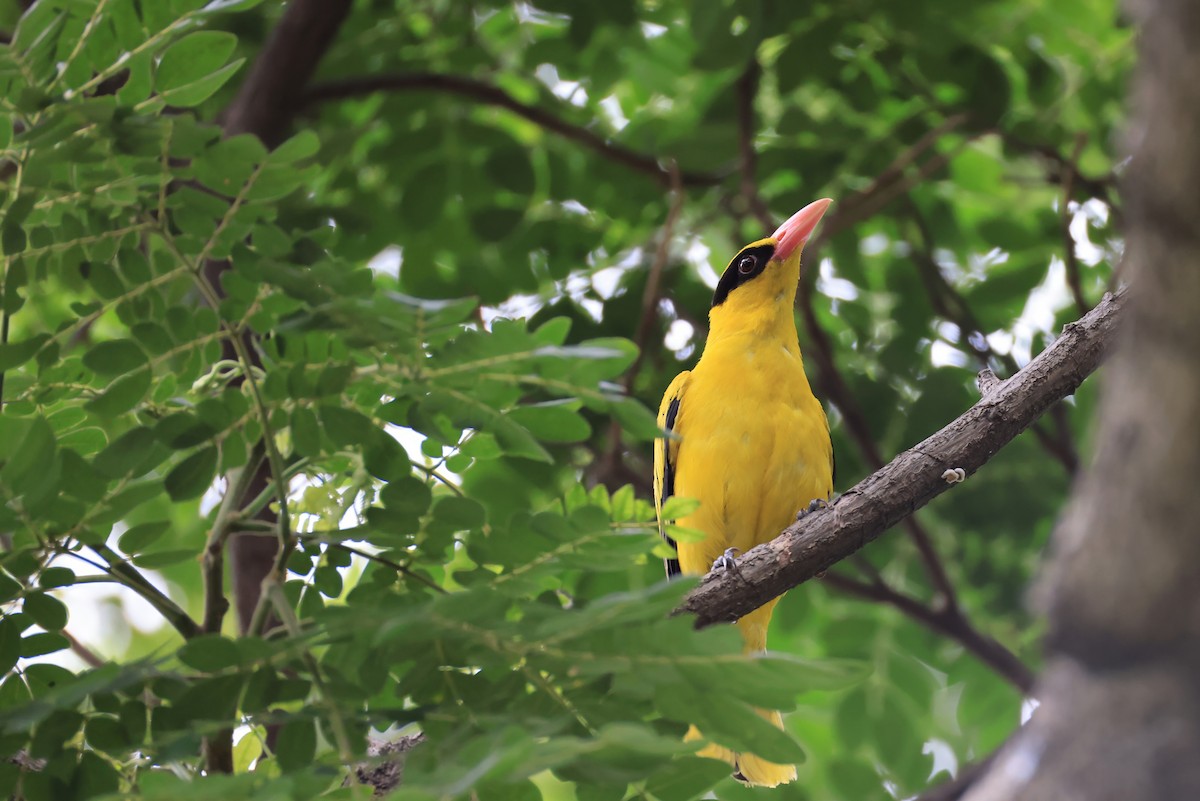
627 161 685 388
302 73 724 189
1001 131 1120 219
906 199 1080 474
204 445 266 635
822 572 1034 693
61 629 105 668
86 545 201 639
1060 133 1091 316
332 542 447 594
735 61 772 225
594 162 686 490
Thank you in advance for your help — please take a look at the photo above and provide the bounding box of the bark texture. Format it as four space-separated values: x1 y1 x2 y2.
963 1 1200 798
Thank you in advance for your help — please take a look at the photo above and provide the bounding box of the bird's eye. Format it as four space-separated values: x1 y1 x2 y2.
737 255 757 274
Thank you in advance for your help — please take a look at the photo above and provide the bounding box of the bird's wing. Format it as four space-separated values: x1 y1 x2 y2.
654 370 691 579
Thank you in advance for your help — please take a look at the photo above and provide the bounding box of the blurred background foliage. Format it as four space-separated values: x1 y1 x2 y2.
0 0 1127 799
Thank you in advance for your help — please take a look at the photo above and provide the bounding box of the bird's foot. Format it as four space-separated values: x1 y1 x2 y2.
795 497 829 520
711 547 741 572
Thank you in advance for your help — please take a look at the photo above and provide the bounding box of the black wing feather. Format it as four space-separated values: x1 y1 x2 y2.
661 396 682 579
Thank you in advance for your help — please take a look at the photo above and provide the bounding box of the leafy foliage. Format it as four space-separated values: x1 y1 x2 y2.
0 1 1125 800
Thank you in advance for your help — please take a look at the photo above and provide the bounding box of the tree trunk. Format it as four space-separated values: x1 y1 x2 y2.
963 0 1200 798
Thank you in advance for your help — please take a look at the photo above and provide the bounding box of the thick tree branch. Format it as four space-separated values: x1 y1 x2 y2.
678 289 1125 628
214 0 354 636
222 0 353 147
964 1 1200 795
303 73 724 188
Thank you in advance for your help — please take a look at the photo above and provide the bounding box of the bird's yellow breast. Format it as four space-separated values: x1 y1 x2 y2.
672 336 832 576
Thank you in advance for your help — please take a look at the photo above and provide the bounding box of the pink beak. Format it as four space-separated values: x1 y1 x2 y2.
772 198 833 262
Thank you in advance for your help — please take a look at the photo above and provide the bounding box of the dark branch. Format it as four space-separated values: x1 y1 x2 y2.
221 0 354 147
303 73 725 189
215 0 355 639
1060 133 1092 317
1002 132 1120 217
678 289 1125 628
822 572 1034 692
627 162 685 386
906 199 1080 474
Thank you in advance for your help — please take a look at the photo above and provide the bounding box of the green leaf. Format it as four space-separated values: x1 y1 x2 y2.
644 756 732 801
275 718 316 772
130 549 199 568
1 224 25 255
84 368 152 417
318 404 378 448
94 426 156 478
155 31 242 107
507 402 591 443
0 619 22 675
38 568 74 589
432 496 486 529
82 339 149 376
24 592 68 630
19 632 68 658
118 521 170 554
271 130 320 163
0 334 49 372
660 496 701 520
0 416 55 497
233 729 263 773
164 446 218 500
85 715 131 753
178 635 241 672
73 750 121 798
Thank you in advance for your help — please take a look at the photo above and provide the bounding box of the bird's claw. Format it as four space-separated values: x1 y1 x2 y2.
711 547 741 572
796 497 829 520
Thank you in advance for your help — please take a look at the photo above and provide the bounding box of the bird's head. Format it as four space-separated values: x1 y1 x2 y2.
710 198 833 316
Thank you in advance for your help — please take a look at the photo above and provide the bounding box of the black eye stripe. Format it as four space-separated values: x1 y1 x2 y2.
712 243 777 306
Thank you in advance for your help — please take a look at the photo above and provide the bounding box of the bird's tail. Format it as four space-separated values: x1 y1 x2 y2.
689 600 797 787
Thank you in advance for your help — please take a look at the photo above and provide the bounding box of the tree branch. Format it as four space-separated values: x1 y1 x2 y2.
593 163 685 492
215 0 354 636
822 571 1034 693
87 544 200 639
1059 133 1091 317
221 0 354 147
906 198 1080 474
627 161 685 387
678 289 1125 628
1001 132 1120 218
302 73 724 189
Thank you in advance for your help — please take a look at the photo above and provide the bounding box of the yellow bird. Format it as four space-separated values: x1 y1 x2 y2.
653 199 835 787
